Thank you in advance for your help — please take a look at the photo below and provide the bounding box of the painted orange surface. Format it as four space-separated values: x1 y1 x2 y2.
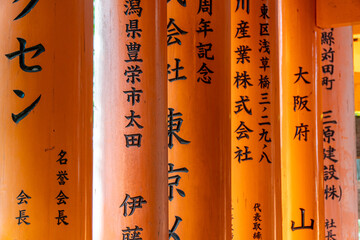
321 26 358 240
280 0 324 239
0 0 93 239
93 0 168 239
230 0 281 239
167 0 231 239
317 0 360 28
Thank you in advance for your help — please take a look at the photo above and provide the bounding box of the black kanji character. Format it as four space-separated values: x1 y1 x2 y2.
235 0 249 13
235 45 252 64
124 0 142 17
259 128 271 142
125 42 143 62
16 190 31 205
57 150 68 165
234 71 252 89
56 190 69 205
16 210 30 225
235 21 250 39
126 19 142 39
294 67 310 84
196 43 214 60
120 194 147 217
196 18 213 38
260 4 270 19
169 216 182 240
57 171 69 185
125 110 143 129
323 146 337 163
321 30 334 46
196 62 213 84
322 48 334 62
124 65 143 84
324 185 341 201
197 0 212 16
123 87 143 106
124 134 142 147
55 210 69 225
234 146 253 163
294 123 309 141
259 75 270 89
259 39 270 54
168 163 188 201
293 96 311 112
167 18 188 46
324 165 339 181
168 58 186 82
235 121 253 140
234 96 252 115
291 208 314 231
168 108 190 149
260 23 269 36
122 225 143 240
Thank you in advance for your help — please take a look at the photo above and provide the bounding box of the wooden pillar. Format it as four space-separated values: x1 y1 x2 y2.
0 0 92 239
279 0 324 239
321 26 358 239
231 0 281 239
167 0 231 239
93 0 168 239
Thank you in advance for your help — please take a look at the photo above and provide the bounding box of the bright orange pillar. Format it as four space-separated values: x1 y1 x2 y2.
231 0 281 239
279 0 324 239
321 26 358 239
167 0 231 239
93 0 168 239
0 0 92 239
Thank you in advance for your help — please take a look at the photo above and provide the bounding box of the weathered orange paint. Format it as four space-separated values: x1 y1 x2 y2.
167 1 231 239
0 0 93 239
280 0 324 239
230 0 281 239
321 26 358 240
93 0 168 239
317 0 360 28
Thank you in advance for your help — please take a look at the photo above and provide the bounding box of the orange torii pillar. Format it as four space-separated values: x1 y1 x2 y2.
279 0 324 239
321 27 358 239
0 0 92 239
231 0 281 239
93 0 168 239
167 0 231 239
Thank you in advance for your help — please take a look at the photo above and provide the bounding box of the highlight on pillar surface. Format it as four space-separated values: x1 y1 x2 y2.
0 0 93 239
93 0 168 239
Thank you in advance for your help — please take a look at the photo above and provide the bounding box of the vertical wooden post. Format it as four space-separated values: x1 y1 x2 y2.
167 0 231 239
93 0 168 239
321 26 358 239
0 0 92 239
231 0 281 239
279 0 324 239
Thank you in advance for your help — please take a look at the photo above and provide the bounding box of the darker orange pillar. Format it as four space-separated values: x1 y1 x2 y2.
93 0 168 239
321 27 358 239
167 0 231 239
231 0 281 239
0 0 93 239
280 0 324 239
